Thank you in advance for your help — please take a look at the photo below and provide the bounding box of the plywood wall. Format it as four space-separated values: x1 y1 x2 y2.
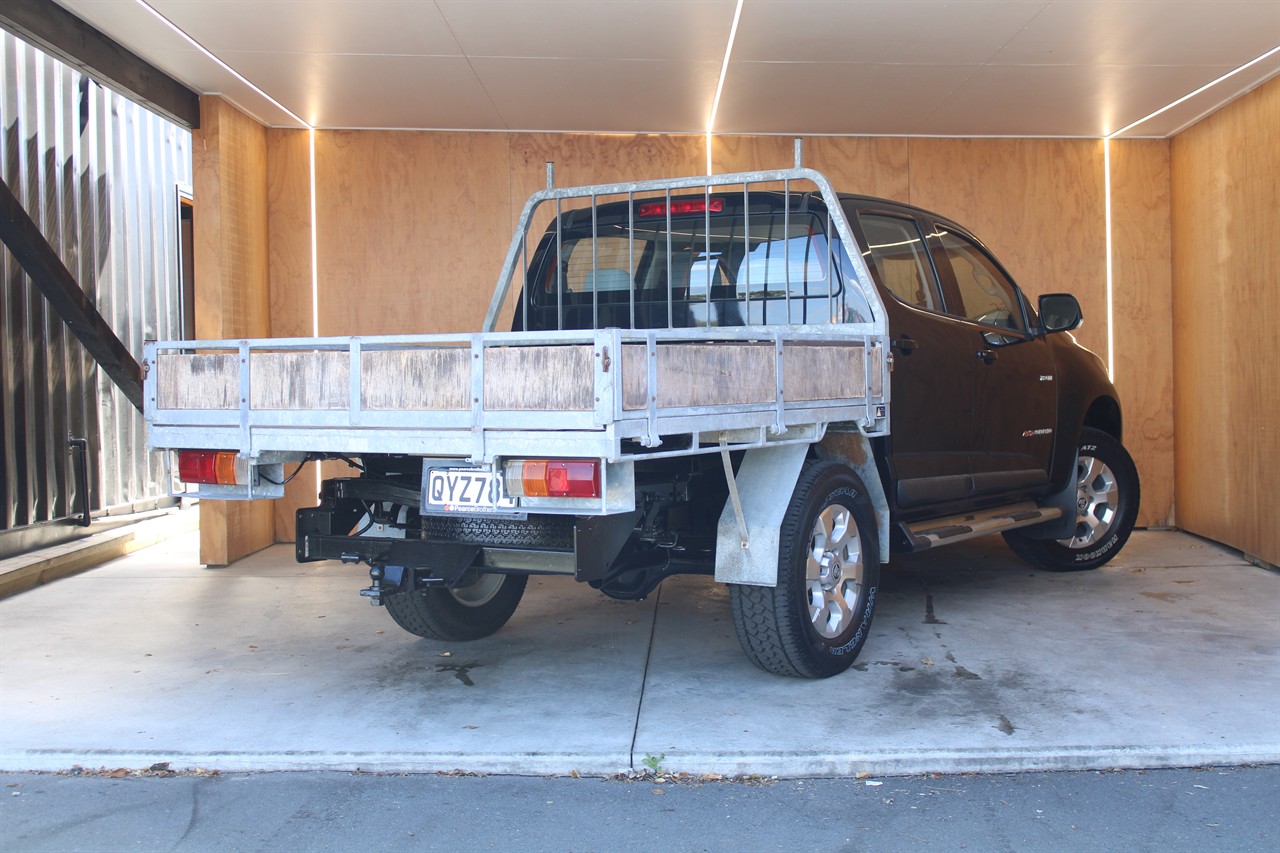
1109 139 1175 530
1171 77 1280 566
234 119 1190 556
191 96 275 565
265 129 319 540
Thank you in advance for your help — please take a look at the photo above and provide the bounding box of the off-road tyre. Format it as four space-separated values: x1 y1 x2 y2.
383 571 527 641
729 461 880 678
1003 427 1140 572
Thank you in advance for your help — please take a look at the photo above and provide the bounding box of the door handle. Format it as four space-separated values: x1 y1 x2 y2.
891 335 918 356
975 349 998 364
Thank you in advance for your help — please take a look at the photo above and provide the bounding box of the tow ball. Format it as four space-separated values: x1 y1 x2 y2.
357 563 441 605
359 564 388 606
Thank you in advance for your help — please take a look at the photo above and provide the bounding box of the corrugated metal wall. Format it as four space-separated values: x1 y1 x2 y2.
0 32 192 545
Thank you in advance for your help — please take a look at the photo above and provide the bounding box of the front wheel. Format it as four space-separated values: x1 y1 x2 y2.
1003 427 1140 571
383 571 527 641
729 461 880 678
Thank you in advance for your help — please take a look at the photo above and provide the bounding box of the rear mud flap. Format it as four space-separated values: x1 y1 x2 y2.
714 443 809 587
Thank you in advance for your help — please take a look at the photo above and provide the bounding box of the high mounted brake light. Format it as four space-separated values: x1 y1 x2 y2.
503 459 601 499
637 198 724 218
177 450 241 485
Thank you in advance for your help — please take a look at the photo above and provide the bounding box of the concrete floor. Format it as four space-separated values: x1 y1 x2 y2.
1 529 1276 777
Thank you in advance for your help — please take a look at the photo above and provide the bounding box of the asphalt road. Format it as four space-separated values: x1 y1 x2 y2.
2 765 1276 852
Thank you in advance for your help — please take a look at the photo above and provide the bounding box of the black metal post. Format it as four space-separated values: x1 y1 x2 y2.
67 436 91 527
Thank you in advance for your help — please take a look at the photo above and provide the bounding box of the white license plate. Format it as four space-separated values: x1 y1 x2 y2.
424 467 518 513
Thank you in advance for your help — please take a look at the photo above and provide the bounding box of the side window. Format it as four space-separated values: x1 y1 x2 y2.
934 230 1024 332
857 213 941 311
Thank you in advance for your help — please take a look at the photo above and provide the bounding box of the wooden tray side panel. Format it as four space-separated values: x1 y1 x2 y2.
622 343 776 410
251 352 350 410
484 345 595 411
362 349 470 410
783 343 868 401
157 353 238 409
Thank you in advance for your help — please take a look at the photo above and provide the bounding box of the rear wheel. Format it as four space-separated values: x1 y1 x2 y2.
383 571 527 641
730 461 880 678
1003 427 1140 571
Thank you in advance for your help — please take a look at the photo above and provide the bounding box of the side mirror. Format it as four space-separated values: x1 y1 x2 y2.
1039 293 1083 334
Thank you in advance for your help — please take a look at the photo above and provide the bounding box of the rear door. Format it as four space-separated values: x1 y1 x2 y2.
853 209 975 508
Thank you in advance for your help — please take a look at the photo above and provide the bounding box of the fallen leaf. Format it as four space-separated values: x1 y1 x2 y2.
463 725 479 730
651 789 666 795
856 771 871 779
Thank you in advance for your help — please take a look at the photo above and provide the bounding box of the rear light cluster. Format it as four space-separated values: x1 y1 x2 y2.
637 198 723 218
176 450 244 485
503 459 600 498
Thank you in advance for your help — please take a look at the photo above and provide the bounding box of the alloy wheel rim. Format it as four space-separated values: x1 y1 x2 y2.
1060 454 1119 548
805 503 865 639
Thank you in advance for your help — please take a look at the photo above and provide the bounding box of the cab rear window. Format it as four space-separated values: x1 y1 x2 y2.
523 205 869 330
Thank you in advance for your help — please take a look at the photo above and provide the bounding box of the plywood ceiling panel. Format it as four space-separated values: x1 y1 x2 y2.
50 0 1280 137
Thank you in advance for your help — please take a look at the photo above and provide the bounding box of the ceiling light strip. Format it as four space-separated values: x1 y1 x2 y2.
1101 44 1278 385
1109 44 1280 138
134 0 311 128
706 0 744 174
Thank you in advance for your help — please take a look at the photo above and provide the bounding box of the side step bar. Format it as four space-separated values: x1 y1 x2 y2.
901 502 1064 551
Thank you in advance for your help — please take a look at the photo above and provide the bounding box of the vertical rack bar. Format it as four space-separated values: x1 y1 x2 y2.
664 189 673 329
591 193 599 331
519 232 528 332
554 197 563 332
703 184 711 324
627 191 636 330
783 178 791 320
827 208 835 322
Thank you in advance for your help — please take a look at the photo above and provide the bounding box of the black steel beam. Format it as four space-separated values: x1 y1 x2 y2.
0 0 200 129
0 175 145 412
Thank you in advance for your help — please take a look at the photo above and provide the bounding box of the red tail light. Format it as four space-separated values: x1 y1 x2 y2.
503 459 601 498
637 198 724 218
177 450 240 485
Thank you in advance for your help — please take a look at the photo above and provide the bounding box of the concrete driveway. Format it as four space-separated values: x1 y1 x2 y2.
1 528 1276 777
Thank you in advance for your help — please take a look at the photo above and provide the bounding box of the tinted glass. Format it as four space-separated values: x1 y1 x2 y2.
857 213 941 311
935 230 1024 331
527 207 871 329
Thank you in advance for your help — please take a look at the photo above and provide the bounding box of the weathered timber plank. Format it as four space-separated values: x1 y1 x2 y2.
782 343 867 401
869 345 884 399
484 345 594 411
362 348 469 410
622 343 775 410
157 353 237 409
251 352 349 410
